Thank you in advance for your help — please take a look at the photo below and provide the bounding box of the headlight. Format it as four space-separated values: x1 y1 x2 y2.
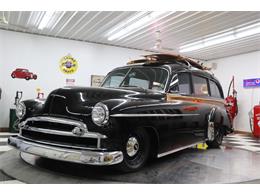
16 102 26 119
91 102 109 126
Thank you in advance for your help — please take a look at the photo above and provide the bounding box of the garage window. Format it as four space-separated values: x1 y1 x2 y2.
192 75 209 96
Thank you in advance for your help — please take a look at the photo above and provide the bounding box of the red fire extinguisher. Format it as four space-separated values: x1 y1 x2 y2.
225 76 238 125
250 105 260 138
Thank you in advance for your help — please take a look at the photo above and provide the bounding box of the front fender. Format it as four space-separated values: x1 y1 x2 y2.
21 99 46 121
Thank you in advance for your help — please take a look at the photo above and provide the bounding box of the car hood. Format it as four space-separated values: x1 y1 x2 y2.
42 86 165 116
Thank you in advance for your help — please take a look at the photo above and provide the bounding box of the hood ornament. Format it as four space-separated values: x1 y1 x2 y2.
72 127 85 136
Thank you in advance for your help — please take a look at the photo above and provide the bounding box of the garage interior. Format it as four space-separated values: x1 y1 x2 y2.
0 11 260 184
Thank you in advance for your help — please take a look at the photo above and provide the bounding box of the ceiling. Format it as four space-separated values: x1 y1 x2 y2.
0 11 260 60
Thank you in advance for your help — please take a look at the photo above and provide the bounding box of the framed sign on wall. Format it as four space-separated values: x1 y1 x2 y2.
60 54 78 74
243 78 260 88
66 78 76 86
91 75 105 87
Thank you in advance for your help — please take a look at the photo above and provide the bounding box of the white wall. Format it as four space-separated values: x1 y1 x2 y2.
1 30 259 132
0 33 4 126
0 30 148 128
210 51 260 132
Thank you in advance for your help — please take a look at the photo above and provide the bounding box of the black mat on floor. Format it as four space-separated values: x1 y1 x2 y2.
0 170 13 182
25 149 223 183
1 147 260 183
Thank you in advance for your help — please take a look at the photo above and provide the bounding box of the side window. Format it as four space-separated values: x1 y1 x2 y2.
169 74 179 93
192 75 209 96
170 73 191 95
209 80 222 98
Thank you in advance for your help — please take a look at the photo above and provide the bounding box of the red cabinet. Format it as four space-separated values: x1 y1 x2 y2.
253 105 260 137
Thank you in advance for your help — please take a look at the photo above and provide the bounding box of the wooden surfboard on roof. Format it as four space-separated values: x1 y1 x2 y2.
127 53 209 70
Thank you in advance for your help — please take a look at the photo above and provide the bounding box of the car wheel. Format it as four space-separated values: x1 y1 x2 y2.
206 129 224 148
11 74 15 78
25 77 30 80
116 129 150 172
33 75 37 80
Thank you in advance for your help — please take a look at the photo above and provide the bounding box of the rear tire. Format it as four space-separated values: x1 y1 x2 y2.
207 129 224 148
25 76 30 80
11 74 15 78
116 128 150 172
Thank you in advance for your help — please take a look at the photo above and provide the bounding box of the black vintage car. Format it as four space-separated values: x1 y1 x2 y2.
9 54 233 172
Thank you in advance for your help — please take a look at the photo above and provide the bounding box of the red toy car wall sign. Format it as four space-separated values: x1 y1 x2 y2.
11 68 37 80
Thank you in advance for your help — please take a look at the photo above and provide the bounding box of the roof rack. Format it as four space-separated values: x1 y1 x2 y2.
127 53 210 71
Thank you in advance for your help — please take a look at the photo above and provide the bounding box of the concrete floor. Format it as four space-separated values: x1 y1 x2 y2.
1 145 260 184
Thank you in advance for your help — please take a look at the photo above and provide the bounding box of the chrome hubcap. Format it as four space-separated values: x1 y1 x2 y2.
126 137 139 157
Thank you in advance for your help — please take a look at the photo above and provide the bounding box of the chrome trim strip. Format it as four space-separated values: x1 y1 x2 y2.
50 94 66 99
110 113 200 117
8 136 123 166
119 102 182 111
19 135 106 151
23 126 107 139
65 106 91 116
19 116 88 131
157 141 202 158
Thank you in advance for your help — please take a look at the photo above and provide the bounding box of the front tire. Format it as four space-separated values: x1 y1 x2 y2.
117 128 150 172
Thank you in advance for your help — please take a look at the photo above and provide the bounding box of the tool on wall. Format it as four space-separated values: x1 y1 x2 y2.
225 76 238 125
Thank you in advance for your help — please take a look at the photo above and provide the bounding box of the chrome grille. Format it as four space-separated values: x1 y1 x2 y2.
27 120 74 132
19 116 106 149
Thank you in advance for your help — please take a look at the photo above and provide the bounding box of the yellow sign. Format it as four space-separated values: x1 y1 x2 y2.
59 54 78 74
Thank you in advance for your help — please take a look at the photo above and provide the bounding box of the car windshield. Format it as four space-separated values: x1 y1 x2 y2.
102 67 169 91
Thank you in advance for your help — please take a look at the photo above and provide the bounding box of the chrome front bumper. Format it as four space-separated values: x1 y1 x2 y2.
8 136 123 166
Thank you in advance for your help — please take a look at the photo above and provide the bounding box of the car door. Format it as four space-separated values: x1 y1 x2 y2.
159 72 202 153
190 74 212 140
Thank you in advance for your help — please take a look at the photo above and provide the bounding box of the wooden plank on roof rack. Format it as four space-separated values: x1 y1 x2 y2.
127 53 209 71
144 53 205 70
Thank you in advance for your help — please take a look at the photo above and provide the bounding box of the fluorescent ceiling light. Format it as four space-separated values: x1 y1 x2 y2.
107 12 172 41
179 22 260 53
38 11 55 30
